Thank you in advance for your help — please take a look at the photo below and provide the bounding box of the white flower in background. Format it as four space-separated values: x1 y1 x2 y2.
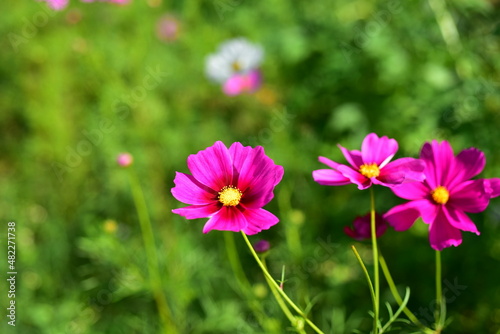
205 38 264 95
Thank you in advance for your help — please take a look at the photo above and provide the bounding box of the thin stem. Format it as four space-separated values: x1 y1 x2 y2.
128 168 176 334
379 254 427 328
351 245 376 307
262 260 306 334
369 187 379 334
435 250 442 326
223 232 272 332
241 231 324 334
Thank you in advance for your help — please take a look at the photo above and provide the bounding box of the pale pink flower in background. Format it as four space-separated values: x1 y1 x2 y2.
156 15 180 42
42 0 69 10
117 153 133 167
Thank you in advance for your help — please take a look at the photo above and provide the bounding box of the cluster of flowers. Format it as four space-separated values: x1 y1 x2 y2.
172 134 500 251
40 0 129 11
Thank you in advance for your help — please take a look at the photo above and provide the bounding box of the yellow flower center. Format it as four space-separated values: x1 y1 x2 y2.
359 163 380 178
232 61 242 72
431 186 449 205
218 186 242 206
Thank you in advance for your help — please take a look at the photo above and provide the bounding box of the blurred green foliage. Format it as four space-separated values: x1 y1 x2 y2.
1 0 500 333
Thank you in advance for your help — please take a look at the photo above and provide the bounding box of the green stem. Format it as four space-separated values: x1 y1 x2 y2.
241 231 324 334
223 232 272 332
351 245 376 308
379 254 428 329
435 250 442 327
369 187 379 334
128 168 176 334
263 260 306 334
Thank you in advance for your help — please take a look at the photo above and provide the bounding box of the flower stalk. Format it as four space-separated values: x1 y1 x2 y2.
241 231 324 334
370 187 380 334
128 167 177 334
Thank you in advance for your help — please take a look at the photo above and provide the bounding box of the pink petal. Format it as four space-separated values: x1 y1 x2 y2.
241 207 279 235
485 178 500 198
223 75 245 96
391 181 429 200
449 179 490 213
312 169 351 186
442 206 480 235
246 69 262 92
171 172 217 205
420 140 455 189
447 148 485 190
375 158 426 187
383 158 426 182
337 145 363 169
187 141 233 191
337 164 371 189
237 146 284 208
384 201 423 231
172 202 220 220
202 206 247 233
228 142 253 185
361 133 398 167
318 156 341 169
428 207 463 251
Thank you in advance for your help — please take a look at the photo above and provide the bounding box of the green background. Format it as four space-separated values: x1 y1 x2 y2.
1 0 500 333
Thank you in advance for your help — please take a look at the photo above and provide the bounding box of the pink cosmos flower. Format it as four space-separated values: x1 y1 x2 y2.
344 213 388 241
171 141 284 234
42 0 69 10
312 133 426 190
383 140 500 250
223 70 262 96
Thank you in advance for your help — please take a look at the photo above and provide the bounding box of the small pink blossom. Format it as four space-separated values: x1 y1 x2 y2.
344 213 388 241
42 0 69 10
313 133 426 190
156 15 180 42
384 140 500 250
117 153 133 167
171 141 284 234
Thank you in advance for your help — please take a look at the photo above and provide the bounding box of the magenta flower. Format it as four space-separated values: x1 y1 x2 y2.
171 141 284 234
383 140 500 250
313 133 426 190
344 213 388 241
